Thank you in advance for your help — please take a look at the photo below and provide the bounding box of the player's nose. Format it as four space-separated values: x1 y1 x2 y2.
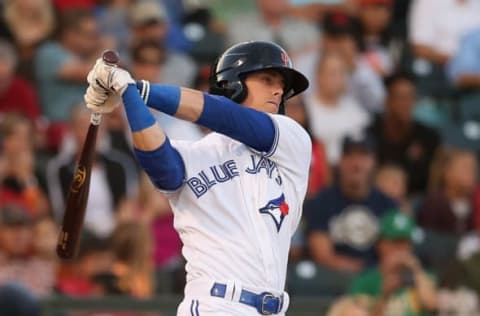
272 84 284 98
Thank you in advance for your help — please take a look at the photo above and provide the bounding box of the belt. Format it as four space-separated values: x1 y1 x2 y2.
210 282 283 315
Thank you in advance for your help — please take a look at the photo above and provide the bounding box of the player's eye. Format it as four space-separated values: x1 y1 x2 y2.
260 75 273 84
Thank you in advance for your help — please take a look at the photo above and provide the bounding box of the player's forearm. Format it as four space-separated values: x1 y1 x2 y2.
122 85 185 190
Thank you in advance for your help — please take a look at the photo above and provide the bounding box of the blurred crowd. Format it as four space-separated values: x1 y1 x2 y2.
0 0 480 315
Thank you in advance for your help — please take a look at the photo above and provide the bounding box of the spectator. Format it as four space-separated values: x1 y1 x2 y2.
366 72 440 197
375 163 412 215
301 11 386 113
0 39 41 122
160 0 192 53
34 9 105 149
96 0 133 62
0 204 56 298
129 0 197 74
288 0 359 22
408 0 480 66
129 0 169 48
285 95 331 261
447 27 480 89
408 0 480 98
357 0 399 77
226 0 318 61
110 222 154 298
130 38 196 93
130 39 201 141
0 283 40 316
32 215 58 261
285 95 330 198
128 2 199 142
437 287 480 316
305 52 370 165
46 104 138 239
3 0 55 81
52 0 95 12
56 233 113 297
182 6 226 64
350 211 438 316
305 133 397 273
326 295 371 316
116 173 183 294
417 147 477 235
102 106 137 164
0 114 49 215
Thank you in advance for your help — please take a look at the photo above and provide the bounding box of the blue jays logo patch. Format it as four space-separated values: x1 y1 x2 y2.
259 194 289 232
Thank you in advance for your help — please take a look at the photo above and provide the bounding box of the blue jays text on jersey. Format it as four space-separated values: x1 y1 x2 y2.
186 155 282 198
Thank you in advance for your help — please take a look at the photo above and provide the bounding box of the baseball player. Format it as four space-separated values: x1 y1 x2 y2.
85 41 311 315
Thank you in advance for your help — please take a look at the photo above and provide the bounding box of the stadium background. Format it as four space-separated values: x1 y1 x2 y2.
0 0 480 315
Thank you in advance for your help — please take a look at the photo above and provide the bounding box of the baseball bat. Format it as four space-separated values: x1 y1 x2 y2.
56 50 120 259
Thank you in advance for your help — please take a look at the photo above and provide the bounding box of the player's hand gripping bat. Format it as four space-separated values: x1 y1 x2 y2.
56 50 119 259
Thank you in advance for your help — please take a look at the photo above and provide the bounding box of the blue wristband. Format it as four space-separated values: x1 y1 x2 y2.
123 84 156 132
136 80 180 116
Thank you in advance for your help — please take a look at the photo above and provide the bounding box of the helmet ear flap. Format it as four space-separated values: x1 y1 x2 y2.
209 80 246 102
230 80 247 103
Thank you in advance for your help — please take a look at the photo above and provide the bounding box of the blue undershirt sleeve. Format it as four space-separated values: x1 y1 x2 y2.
196 94 276 153
136 81 276 152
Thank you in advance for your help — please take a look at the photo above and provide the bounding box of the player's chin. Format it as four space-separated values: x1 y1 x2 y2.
264 102 279 114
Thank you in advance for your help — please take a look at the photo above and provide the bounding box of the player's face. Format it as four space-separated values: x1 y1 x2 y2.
242 70 286 113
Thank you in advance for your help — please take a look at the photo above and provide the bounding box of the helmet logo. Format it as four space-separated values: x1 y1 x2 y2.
234 58 245 67
281 52 290 66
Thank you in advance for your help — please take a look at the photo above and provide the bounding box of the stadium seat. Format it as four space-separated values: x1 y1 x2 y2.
413 228 460 273
287 260 356 296
441 93 480 151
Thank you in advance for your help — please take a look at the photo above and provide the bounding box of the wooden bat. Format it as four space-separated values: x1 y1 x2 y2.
56 50 119 259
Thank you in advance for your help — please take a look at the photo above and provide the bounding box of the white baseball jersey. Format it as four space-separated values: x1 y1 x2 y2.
167 114 311 315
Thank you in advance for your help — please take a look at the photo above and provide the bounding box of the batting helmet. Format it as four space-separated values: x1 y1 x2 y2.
209 41 309 112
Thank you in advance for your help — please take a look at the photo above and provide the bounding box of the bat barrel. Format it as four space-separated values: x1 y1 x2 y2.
56 123 99 259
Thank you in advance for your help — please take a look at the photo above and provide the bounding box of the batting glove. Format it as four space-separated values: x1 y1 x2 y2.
87 58 134 96
84 85 122 114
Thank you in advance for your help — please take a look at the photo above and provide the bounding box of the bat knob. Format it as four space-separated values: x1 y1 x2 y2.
102 50 119 66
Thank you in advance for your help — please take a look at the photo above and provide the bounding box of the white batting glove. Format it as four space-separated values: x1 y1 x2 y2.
87 58 134 96
84 85 122 114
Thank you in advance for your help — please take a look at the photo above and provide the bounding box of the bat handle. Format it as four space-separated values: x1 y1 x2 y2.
90 112 102 126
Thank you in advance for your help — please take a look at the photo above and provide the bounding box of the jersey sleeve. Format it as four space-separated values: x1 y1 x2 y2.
262 114 312 229
262 114 312 178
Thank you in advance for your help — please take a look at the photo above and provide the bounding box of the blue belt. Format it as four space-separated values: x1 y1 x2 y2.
210 282 283 315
